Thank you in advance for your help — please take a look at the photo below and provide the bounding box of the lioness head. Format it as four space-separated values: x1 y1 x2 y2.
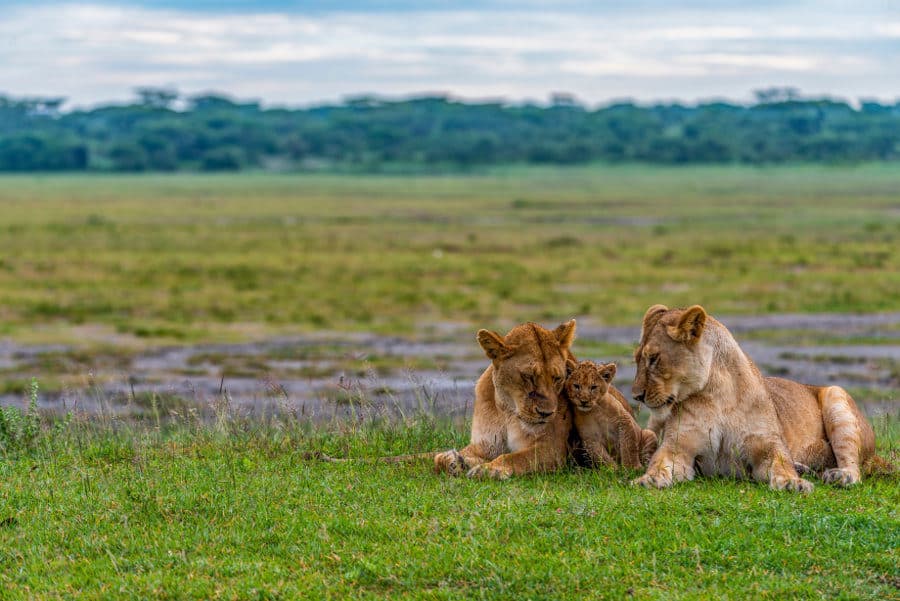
477 320 576 425
632 304 714 409
564 359 616 412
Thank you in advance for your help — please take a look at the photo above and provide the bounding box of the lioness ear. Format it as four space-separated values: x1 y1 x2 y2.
667 305 707 344
565 358 578 376
554 319 577 350
477 329 509 360
640 304 669 340
599 363 617 383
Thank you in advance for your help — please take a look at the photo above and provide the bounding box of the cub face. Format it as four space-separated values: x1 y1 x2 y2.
632 304 713 409
477 320 576 425
565 359 616 412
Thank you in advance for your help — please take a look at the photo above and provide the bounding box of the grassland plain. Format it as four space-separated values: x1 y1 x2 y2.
0 165 898 345
0 166 899 599
0 410 897 600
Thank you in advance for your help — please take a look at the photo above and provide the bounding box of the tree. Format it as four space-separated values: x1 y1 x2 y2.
754 87 802 104
135 87 179 109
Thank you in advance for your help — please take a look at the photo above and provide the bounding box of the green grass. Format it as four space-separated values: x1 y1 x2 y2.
0 412 897 599
0 165 898 344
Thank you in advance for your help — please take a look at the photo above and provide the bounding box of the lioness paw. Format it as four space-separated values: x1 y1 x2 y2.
434 449 466 476
770 475 814 493
793 462 811 475
822 467 860 487
631 472 672 489
466 463 512 481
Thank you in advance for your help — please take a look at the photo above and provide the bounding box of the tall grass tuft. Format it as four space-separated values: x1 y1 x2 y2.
0 377 62 454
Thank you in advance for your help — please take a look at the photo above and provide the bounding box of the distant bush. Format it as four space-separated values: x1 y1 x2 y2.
0 134 88 171
108 142 149 171
201 146 245 171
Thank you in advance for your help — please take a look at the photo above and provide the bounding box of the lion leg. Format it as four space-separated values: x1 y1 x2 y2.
583 439 617 468
793 439 834 475
745 434 813 493
434 443 489 476
820 386 867 486
632 446 696 489
646 411 667 439
467 444 566 480
616 420 644 470
639 429 658 467
632 420 706 488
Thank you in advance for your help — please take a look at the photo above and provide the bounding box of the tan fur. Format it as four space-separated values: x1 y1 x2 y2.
434 320 576 480
631 304 878 493
565 359 657 469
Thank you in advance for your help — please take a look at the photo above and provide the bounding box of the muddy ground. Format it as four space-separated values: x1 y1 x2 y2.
1 312 898 423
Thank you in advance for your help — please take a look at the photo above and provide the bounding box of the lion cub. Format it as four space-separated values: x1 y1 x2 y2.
565 359 657 469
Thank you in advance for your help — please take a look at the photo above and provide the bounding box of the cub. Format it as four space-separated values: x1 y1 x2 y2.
565 359 657 469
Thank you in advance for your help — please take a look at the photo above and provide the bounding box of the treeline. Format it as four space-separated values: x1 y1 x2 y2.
1 88 899 172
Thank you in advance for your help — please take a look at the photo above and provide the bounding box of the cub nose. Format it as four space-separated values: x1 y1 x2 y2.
535 407 554 418
633 392 645 403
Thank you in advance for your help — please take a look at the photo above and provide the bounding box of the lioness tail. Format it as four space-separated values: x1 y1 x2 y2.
863 454 896 476
302 451 438 464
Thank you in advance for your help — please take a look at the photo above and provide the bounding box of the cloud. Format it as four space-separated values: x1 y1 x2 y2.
1 2 898 107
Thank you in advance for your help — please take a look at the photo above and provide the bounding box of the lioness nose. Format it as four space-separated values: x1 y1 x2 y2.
633 392 645 403
536 407 554 418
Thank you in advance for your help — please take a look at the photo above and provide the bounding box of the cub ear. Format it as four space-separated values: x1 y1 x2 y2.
477 329 510 360
565 358 578 376
599 362 617 383
554 319 577 350
666 305 707 344
640 304 669 340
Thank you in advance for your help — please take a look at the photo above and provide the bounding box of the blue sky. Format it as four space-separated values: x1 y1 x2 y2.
2 1 898 108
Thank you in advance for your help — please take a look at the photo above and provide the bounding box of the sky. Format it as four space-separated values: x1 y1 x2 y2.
1 0 898 109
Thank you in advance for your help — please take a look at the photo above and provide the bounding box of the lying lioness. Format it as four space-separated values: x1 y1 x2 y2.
632 304 879 492
565 359 657 469
434 320 576 480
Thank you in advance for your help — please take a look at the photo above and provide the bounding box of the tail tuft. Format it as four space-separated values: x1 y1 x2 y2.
863 455 896 476
301 451 347 463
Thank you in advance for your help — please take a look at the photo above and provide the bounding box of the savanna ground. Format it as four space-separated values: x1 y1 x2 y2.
0 165 898 599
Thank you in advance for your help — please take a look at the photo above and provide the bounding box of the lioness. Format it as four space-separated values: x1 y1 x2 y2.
566 359 657 469
632 304 877 493
434 320 576 480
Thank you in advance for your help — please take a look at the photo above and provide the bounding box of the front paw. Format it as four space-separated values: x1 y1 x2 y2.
822 467 860 487
434 449 467 476
793 461 811 475
770 474 814 493
467 462 512 481
631 471 672 489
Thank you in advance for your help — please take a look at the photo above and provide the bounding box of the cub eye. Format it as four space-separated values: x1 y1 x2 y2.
590 385 597 391
573 384 581 390
647 353 659 367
